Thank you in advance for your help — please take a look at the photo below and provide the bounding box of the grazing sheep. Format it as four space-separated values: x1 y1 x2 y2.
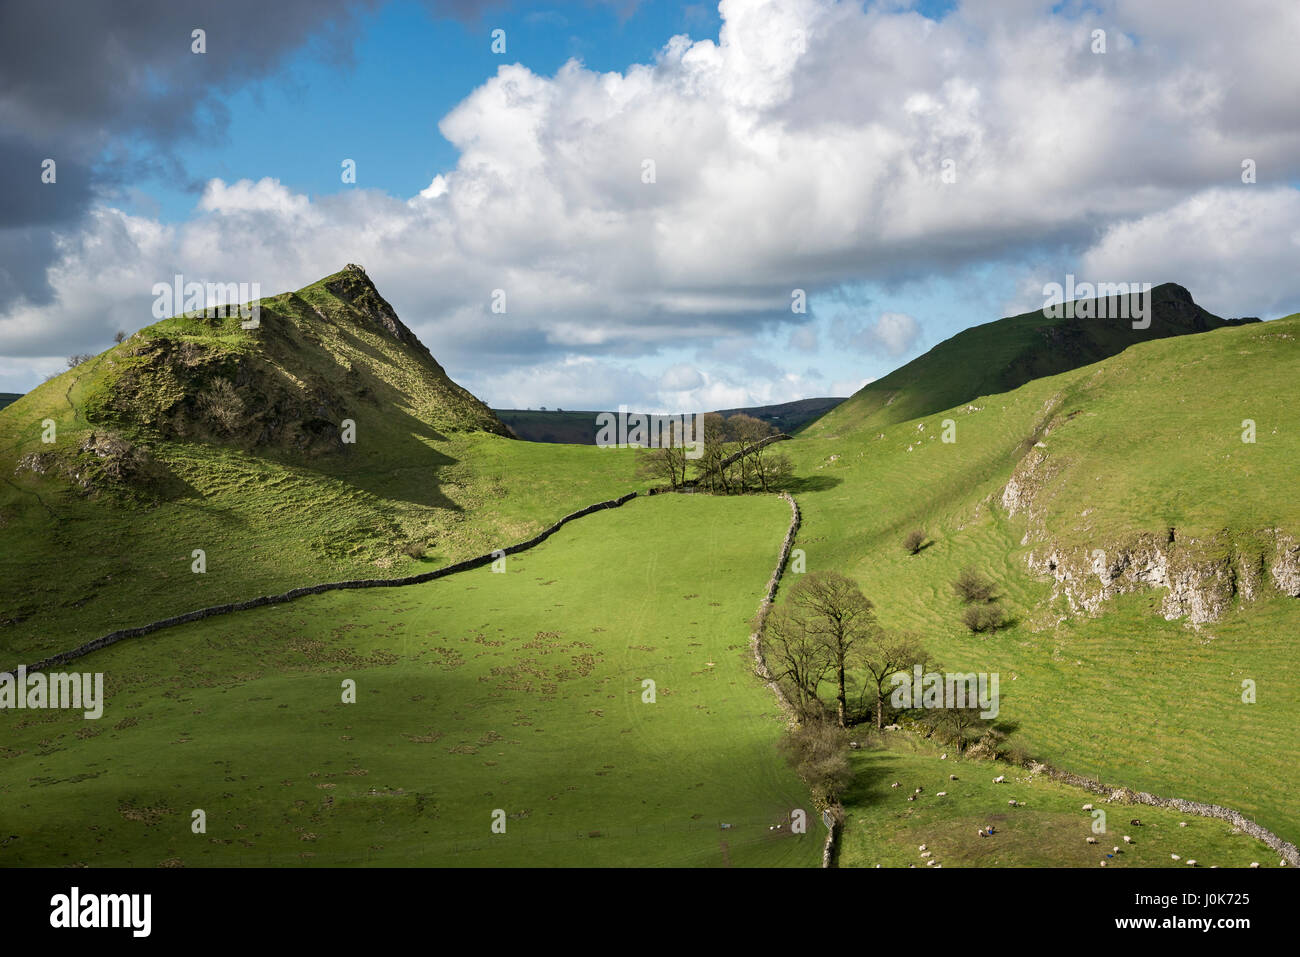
907 794 916 801
993 775 1005 783
915 787 923 793
940 753 947 760
926 859 936 866
1186 859 1197 866
1123 836 1132 844
1082 803 1093 811
1250 862 1260 868
1086 837 1098 844
1113 846 1120 853
1170 854 1180 861
891 782 901 788
1130 819 1142 826
936 791 947 797
1100 860 1107 867
918 843 927 851
949 774 958 781
1179 821 1188 827
920 851 932 859
1008 800 1018 807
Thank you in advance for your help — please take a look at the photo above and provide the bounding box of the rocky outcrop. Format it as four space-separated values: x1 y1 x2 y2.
1025 529 1296 624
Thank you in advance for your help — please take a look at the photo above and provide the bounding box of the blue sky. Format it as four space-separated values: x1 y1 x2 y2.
3 0 1298 407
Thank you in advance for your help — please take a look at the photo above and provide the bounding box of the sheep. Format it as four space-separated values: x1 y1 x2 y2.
1179 821 1188 827
1250 862 1260 868
926 859 936 866
949 774 958 781
993 775 1005 783
1113 846 1120 853
1086 837 1098 844
1008 800 1018 807
907 794 916 801
1100 860 1107 867
918 843 927 851
936 791 947 797
920 851 932 859
891 781 901 789
1130 819 1142 826
1186 859 1197 866
1082 803 1093 811
914 786 923 793
940 753 947 760
1123 835 1132 844
1170 853 1180 861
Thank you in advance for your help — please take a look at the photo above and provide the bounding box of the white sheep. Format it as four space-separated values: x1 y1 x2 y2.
1186 859 1197 866
920 851 932 858
926 859 936 866
1179 821 1188 827
1100 860 1107 867
891 781 901 788
1113 846 1120 853
1250 862 1260 868
918 843 927 851
949 774 958 781
1086 837 1098 844
936 791 947 797
1170 853 1180 861
993 775 1005 783
1082 803 1093 811
1008 800 1018 807
1123 835 1132 843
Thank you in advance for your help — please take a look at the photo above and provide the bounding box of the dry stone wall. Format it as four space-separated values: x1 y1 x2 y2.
6 490 639 677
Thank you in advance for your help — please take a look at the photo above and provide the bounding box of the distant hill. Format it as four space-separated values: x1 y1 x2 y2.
0 392 19 410
496 397 846 445
805 283 1259 436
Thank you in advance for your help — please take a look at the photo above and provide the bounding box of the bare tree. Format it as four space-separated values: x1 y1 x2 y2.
113 330 127 345
785 571 878 728
854 630 926 730
903 529 926 554
762 604 833 720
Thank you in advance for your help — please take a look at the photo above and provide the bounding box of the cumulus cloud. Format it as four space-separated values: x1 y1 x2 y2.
4 0 1300 403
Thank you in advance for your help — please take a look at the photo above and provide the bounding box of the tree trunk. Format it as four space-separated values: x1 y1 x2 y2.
876 686 884 730
836 664 847 728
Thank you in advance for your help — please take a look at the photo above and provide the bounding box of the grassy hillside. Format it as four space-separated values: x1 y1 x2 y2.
806 283 1258 437
781 313 1300 846
0 268 639 670
0 495 819 867
838 733 1276 868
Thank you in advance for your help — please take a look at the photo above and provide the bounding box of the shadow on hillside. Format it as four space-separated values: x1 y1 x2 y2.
781 474 842 494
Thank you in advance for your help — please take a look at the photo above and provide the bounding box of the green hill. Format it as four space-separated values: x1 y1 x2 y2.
0 267 637 670
783 310 1300 848
806 283 1259 437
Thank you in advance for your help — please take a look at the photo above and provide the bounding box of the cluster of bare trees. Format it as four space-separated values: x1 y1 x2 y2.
762 571 927 730
636 412 793 493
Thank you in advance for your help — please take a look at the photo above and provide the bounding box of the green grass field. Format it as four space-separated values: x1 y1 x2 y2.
838 734 1278 868
0 494 820 867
